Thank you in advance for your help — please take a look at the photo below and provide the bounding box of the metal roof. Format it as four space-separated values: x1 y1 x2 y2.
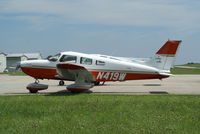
0 52 7 56
6 53 42 59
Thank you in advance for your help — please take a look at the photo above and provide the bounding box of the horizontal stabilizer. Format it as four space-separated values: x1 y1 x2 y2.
159 72 174 77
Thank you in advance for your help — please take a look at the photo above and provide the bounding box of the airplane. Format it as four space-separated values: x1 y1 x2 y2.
18 40 182 93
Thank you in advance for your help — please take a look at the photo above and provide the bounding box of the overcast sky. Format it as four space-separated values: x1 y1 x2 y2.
0 0 200 64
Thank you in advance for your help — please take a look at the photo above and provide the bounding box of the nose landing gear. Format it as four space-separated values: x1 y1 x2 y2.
59 80 65 86
26 79 48 93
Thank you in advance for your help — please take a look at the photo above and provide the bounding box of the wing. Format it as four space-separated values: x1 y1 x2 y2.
56 63 95 82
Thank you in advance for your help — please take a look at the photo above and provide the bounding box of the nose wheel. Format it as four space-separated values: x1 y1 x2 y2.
29 79 39 93
26 79 48 93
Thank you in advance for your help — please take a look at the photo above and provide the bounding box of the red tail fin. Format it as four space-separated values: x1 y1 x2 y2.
156 40 182 55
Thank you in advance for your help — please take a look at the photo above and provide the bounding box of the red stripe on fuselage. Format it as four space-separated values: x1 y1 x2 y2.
21 67 169 81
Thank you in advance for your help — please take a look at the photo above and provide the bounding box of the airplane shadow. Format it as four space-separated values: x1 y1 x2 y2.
100 84 162 87
4 90 81 96
3 83 167 96
149 91 169 94
143 84 161 86
45 90 76 96
45 90 94 96
4 90 169 96
46 90 169 96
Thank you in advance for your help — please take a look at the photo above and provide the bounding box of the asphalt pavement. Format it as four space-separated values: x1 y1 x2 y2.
0 74 200 95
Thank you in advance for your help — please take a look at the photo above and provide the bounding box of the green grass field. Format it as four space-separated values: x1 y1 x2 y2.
171 63 200 74
171 67 200 74
182 64 200 68
0 95 200 134
0 72 26 76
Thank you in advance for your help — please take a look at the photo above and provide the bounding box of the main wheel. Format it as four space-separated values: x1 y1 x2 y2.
94 81 100 86
29 90 38 93
35 79 39 84
59 80 65 86
102 81 105 85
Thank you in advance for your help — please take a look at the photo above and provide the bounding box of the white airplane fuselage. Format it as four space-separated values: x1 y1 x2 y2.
20 51 168 82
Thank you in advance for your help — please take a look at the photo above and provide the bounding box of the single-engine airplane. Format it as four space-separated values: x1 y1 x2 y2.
19 40 181 93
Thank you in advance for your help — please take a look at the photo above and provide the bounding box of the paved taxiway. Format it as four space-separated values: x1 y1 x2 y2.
0 74 200 95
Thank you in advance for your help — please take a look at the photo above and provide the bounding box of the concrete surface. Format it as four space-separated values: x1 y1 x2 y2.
0 74 200 95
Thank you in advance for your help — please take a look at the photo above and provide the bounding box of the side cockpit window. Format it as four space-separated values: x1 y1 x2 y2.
80 57 92 65
96 60 105 66
59 55 77 63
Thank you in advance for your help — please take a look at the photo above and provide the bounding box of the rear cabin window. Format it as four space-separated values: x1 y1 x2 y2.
80 57 92 65
59 55 77 63
96 60 105 66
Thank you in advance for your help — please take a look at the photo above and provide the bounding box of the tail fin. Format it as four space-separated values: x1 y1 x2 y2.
153 40 182 71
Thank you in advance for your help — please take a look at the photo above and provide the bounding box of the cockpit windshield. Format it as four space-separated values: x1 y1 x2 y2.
48 53 61 62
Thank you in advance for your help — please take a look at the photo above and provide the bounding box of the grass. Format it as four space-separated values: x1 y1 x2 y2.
171 63 200 74
171 67 200 74
182 63 200 68
0 72 26 76
0 94 200 134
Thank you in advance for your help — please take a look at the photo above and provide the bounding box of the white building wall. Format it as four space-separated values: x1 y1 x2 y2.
2 53 42 72
21 56 28 61
0 53 6 72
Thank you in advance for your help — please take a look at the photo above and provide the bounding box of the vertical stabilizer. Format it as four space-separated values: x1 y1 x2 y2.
153 40 182 71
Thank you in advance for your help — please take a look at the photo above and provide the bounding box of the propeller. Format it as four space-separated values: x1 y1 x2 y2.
15 61 21 72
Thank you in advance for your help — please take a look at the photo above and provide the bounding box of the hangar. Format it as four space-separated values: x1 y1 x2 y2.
6 53 43 72
0 53 43 72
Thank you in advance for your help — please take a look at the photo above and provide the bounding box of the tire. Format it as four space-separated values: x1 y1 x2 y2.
59 80 65 86
94 81 100 86
29 90 38 93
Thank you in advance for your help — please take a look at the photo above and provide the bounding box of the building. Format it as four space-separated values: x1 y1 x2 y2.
6 53 43 72
22 53 43 60
0 53 7 72
0 53 43 72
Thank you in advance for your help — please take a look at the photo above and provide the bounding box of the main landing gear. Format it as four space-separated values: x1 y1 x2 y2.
35 79 39 84
26 79 48 93
94 81 105 86
29 89 38 93
67 81 105 93
59 80 65 86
